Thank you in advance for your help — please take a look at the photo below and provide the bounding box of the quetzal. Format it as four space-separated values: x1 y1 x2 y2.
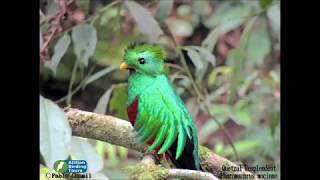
120 43 203 171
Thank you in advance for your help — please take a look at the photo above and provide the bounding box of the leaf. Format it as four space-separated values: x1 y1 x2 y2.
213 142 225 155
40 9 46 23
210 104 232 121
186 97 200 120
92 28 140 66
228 18 257 104
84 65 118 87
125 0 163 43
40 165 56 180
242 126 279 158
260 0 273 9
204 2 253 33
94 87 113 114
206 0 233 26
199 120 219 141
109 84 128 120
267 3 280 41
72 24 97 66
227 49 245 103
177 4 192 17
208 66 232 86
220 18 247 34
47 34 71 74
100 7 118 26
238 17 257 48
247 22 271 65
40 95 71 170
183 47 207 83
240 74 260 96
168 19 193 37
40 30 43 49
193 0 211 16
202 28 221 52
95 140 105 160
46 0 59 17
271 111 280 136
183 47 204 70
232 108 251 127
70 137 103 173
76 0 90 14
269 70 280 86
105 143 119 167
199 118 228 143
186 46 216 66
156 0 174 22
117 146 128 159
223 140 259 158
177 77 191 90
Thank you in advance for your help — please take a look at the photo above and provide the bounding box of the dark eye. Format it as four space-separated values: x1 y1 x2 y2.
138 58 145 64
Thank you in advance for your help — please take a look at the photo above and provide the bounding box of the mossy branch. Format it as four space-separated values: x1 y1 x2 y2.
126 154 218 180
65 108 257 179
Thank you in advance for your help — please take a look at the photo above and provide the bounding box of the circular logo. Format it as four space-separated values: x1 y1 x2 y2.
54 160 68 173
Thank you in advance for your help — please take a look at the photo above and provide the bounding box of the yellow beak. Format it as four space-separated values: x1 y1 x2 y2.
120 63 129 70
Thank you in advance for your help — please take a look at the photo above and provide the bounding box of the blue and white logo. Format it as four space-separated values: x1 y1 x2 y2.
54 160 87 173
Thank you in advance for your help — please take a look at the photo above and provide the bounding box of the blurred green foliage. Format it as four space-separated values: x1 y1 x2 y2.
40 0 280 179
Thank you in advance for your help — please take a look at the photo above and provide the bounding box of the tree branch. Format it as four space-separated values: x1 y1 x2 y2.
168 169 218 180
127 154 218 180
66 107 147 153
40 0 68 62
65 108 257 179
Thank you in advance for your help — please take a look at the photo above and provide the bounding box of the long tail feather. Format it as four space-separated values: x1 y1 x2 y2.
166 134 203 171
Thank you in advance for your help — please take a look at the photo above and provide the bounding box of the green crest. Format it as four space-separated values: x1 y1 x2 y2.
125 42 167 61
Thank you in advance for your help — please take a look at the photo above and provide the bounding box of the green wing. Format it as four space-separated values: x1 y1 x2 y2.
133 75 198 160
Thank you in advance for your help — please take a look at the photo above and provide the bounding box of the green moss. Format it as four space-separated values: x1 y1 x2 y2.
78 114 95 123
199 146 211 159
199 146 213 173
78 114 88 122
125 162 168 180
222 160 231 168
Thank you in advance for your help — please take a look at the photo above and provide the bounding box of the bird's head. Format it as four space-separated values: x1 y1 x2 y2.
120 43 166 76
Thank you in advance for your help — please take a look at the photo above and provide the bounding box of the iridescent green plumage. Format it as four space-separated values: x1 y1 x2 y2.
122 43 202 170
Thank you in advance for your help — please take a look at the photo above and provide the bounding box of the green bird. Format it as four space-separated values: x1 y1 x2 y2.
120 43 202 171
